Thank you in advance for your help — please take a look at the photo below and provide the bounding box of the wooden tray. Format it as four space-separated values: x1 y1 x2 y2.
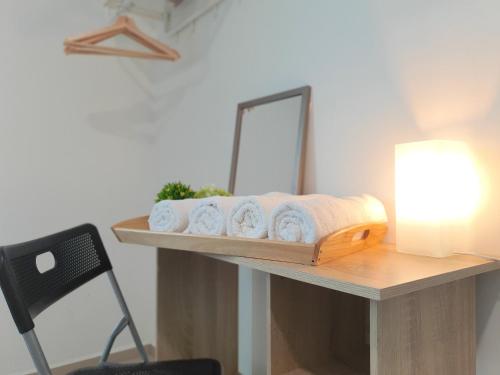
112 216 388 266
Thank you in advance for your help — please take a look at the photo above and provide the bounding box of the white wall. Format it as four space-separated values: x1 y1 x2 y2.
3 0 500 374
147 0 500 373
0 1 158 373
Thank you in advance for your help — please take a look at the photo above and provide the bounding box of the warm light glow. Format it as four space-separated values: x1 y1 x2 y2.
396 140 482 257
374 2 500 131
396 140 481 222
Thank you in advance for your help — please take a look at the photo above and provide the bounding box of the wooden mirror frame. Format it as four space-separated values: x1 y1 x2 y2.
228 86 312 195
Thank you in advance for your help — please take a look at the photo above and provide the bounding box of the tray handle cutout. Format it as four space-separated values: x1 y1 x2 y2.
313 223 388 265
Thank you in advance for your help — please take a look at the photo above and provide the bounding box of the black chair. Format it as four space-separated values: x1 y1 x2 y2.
0 224 221 375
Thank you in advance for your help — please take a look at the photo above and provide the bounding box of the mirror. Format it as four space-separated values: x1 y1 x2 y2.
228 86 311 195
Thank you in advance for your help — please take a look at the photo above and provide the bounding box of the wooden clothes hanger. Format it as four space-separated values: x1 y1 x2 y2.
64 15 180 61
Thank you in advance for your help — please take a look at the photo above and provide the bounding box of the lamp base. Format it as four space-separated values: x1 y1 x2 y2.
396 220 472 258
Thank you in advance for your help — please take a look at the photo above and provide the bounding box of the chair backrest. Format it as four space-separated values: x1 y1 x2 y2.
0 224 112 334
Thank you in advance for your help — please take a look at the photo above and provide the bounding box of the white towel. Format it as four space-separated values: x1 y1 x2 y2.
186 196 239 235
148 199 198 232
227 193 292 238
268 194 387 244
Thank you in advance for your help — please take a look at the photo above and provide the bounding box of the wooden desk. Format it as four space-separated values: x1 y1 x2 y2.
114 226 499 374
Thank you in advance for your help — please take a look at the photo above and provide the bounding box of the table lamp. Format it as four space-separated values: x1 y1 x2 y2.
395 140 481 257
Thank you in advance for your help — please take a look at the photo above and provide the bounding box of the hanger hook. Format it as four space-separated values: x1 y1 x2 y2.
118 0 133 16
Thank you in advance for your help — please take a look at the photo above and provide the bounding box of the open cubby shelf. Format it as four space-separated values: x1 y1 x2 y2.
271 275 369 375
155 251 370 375
283 361 366 375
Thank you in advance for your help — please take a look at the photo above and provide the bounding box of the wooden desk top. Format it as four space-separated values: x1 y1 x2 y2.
210 244 498 300
112 217 499 301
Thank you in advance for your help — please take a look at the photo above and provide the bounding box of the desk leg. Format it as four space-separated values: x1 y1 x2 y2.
156 249 238 374
370 277 475 375
238 267 270 375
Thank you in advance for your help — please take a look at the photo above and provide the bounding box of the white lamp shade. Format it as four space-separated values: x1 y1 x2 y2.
395 140 481 257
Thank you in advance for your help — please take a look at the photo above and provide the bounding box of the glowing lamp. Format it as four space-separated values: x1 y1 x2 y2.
395 140 481 257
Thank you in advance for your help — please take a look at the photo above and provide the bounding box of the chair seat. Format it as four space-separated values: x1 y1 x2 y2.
67 359 221 375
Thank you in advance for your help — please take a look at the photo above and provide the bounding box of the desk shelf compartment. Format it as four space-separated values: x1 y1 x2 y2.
271 276 370 375
112 216 387 266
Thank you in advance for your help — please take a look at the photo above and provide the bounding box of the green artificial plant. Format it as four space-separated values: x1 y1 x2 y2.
155 181 196 202
194 185 232 198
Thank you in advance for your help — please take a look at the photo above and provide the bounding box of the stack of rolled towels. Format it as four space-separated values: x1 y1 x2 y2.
148 193 387 244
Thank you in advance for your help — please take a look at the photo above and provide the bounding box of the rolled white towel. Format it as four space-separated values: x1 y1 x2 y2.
227 193 292 238
186 196 239 235
148 199 198 232
269 194 387 244
349 194 388 223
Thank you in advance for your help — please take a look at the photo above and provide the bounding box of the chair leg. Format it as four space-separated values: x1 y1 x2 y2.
23 330 52 375
107 270 149 363
100 316 129 364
